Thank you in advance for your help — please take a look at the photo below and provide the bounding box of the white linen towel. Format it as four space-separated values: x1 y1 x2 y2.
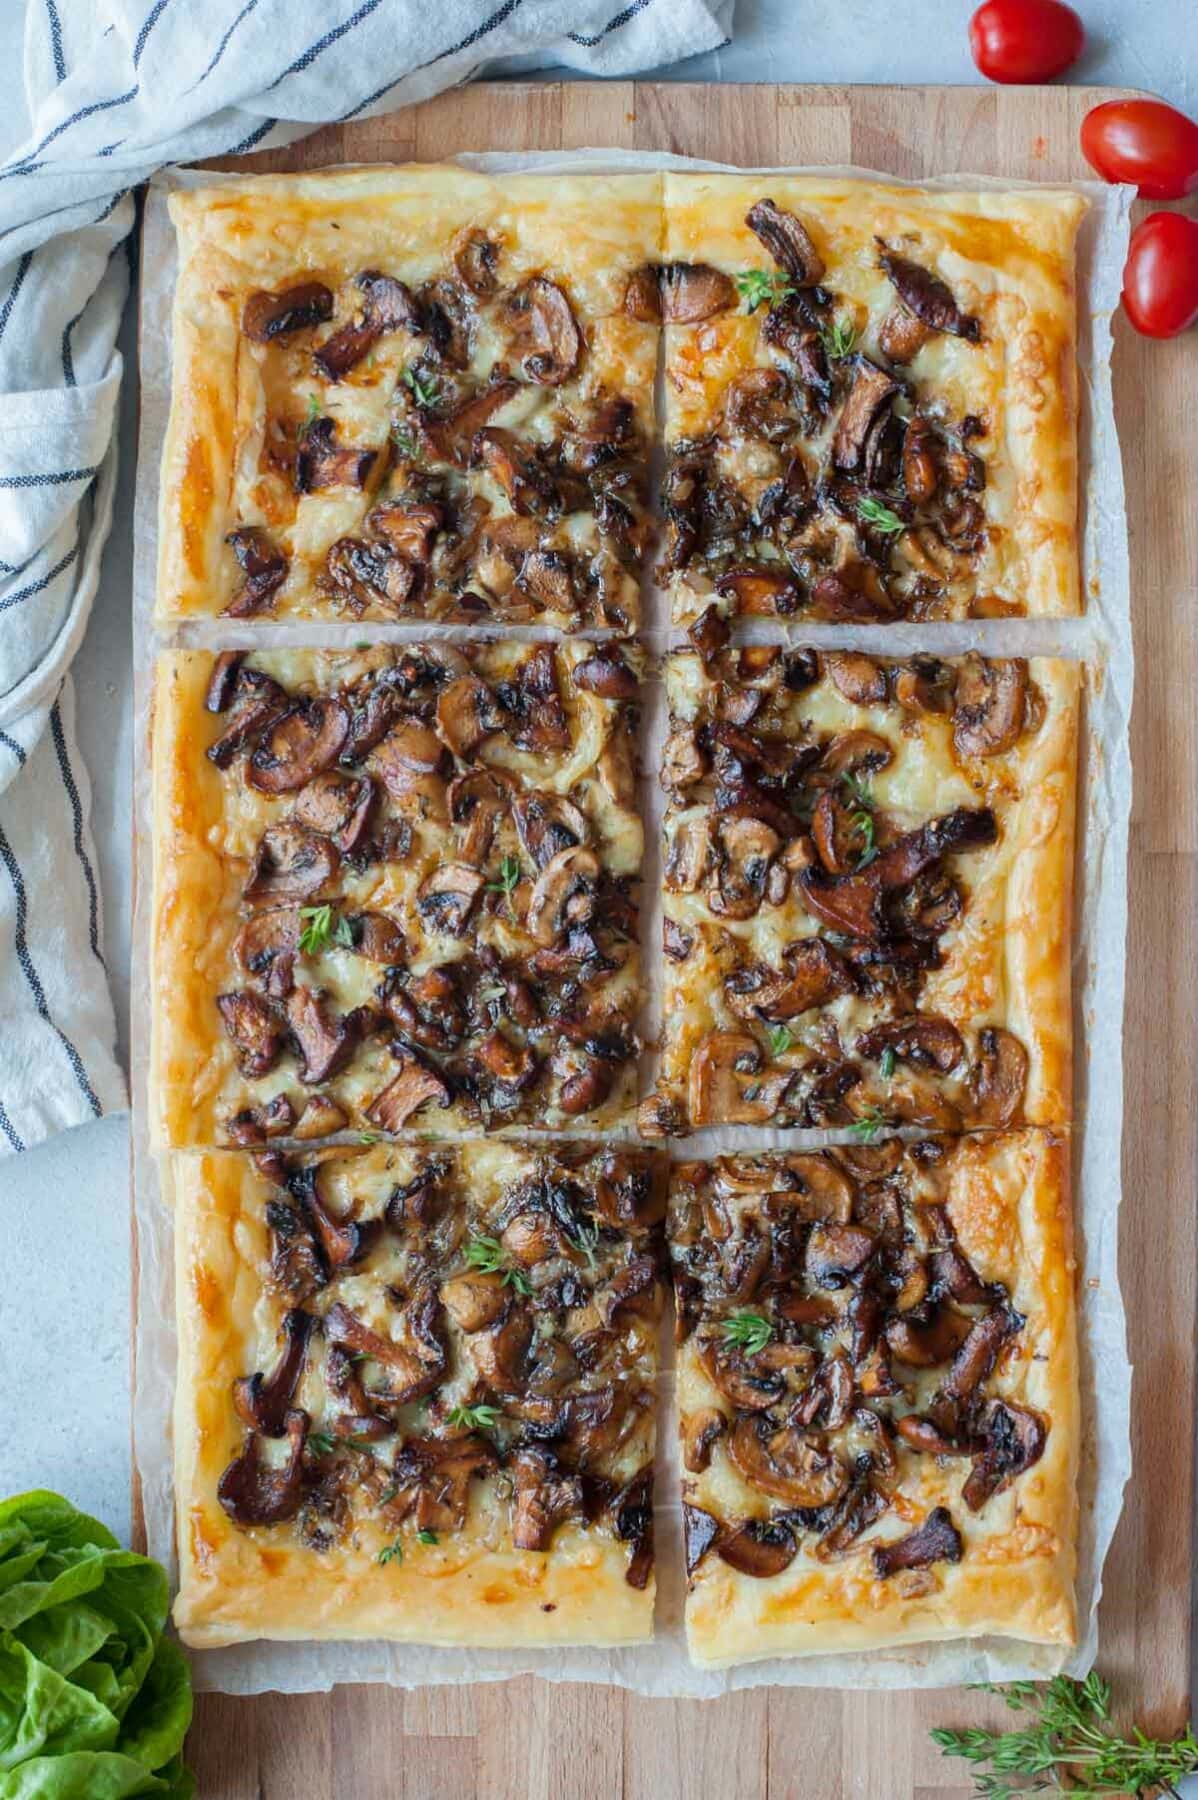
0 0 733 1155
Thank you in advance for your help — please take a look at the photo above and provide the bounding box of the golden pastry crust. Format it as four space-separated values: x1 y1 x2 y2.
151 641 643 1148
644 648 1077 1137
172 1140 663 1649
672 1131 1077 1665
660 174 1086 624
159 167 662 628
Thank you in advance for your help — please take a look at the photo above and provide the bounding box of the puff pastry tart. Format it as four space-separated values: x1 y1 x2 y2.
151 641 642 1148
655 175 1086 624
172 1139 664 1647
641 642 1077 1138
670 1133 1077 1664
159 168 661 629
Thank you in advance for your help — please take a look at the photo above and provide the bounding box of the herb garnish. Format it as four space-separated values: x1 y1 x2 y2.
931 1672 1198 1799
486 854 522 919
303 393 322 429
377 1537 403 1566
298 903 354 956
819 315 858 360
849 808 877 869
390 421 420 459
879 1047 896 1082
857 495 907 536
417 1529 439 1546
402 366 440 408
464 1234 532 1296
567 1217 602 1274
848 1108 888 1144
447 1402 502 1432
767 1024 793 1058
721 1309 774 1356
734 268 794 313
307 1431 338 1457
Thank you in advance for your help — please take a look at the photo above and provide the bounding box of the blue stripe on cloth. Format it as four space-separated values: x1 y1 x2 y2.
189 0 262 92
567 0 652 45
0 1099 24 1152
49 700 103 963
44 0 66 81
7 87 138 170
269 0 383 88
431 0 523 62
0 730 26 767
227 117 278 155
133 0 174 66
0 254 33 349
0 467 97 490
0 544 80 615
0 820 103 1117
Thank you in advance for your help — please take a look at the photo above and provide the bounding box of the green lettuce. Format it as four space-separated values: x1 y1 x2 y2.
0 1495 192 1800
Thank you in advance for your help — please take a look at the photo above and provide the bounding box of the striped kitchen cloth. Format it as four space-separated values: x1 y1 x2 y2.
0 0 734 1154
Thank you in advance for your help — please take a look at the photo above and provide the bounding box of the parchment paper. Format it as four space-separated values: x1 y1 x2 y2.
131 152 1134 1697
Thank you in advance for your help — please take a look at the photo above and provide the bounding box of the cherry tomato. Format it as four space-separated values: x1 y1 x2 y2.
1081 99 1198 201
1121 211 1198 339
968 0 1084 84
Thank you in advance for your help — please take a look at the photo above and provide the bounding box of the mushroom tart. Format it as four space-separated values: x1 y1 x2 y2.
657 175 1086 625
159 167 660 630
171 1140 664 1648
152 642 642 1147
642 641 1077 1137
669 1135 1077 1664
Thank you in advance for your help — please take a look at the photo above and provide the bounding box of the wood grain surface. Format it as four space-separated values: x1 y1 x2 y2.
179 82 1196 1799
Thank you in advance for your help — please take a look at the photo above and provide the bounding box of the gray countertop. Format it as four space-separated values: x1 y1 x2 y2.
3 0 1195 1710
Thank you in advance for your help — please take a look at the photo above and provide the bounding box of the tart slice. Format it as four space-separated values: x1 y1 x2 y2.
642 639 1077 1137
658 173 1085 625
172 1139 664 1648
670 1134 1077 1664
159 166 661 630
152 640 642 1148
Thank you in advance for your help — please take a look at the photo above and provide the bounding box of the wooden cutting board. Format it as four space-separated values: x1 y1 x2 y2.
181 81 1196 1799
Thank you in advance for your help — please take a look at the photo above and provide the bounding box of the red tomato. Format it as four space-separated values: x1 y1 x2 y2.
1121 212 1198 339
968 0 1084 84
1081 99 1198 201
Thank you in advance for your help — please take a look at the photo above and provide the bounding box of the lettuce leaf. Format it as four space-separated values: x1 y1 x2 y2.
0 1496 193 1799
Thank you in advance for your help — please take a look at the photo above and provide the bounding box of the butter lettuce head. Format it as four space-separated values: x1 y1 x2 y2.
0 1494 192 1800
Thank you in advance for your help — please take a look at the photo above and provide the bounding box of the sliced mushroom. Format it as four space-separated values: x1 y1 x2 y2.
247 699 350 795
878 245 981 343
810 566 898 623
344 911 404 965
524 846 599 946
435 674 505 757
505 278 581 386
805 1222 876 1287
940 1305 1022 1409
699 1336 788 1412
454 228 502 296
233 1310 315 1436
968 1027 1029 1127
707 815 781 921
869 806 998 890
285 987 366 1085
370 500 443 566
216 991 285 1077
514 547 576 618
728 1417 849 1508
291 770 374 855
688 1031 794 1127
811 789 874 876
901 415 940 503
205 651 246 714
746 200 825 285
872 1506 963 1578
511 1447 584 1551
224 528 288 618
832 358 899 473
293 1095 348 1139
289 1164 378 1270
226 1094 297 1146
726 939 854 1025
498 644 571 753
799 866 884 940
879 303 932 364
572 650 638 700
716 1518 798 1579
723 367 797 443
313 272 420 381
246 825 340 904
325 537 420 615
824 652 888 707
367 720 448 807
962 1400 1047 1510
441 1270 509 1333
626 261 736 323
235 907 300 1000
416 862 485 936
389 1433 497 1533
218 1409 309 1526
856 1016 964 1075
682 1408 727 1474
295 417 377 494
243 283 333 342
716 565 802 618
952 656 1028 759
683 1503 721 1575
422 380 520 467
326 1288 448 1404
366 1049 451 1131
884 1308 975 1369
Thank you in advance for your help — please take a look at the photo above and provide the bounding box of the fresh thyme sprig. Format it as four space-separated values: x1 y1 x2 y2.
721 1309 774 1356
767 1024 793 1058
879 1046 896 1082
819 315 858 359
849 808 877 869
298 903 354 956
447 1402 502 1432
848 1108 888 1144
734 268 795 313
464 1234 532 1297
390 421 421 459
486 854 522 918
931 1673 1198 1798
417 1529 438 1546
567 1217 602 1274
402 366 440 408
377 1536 403 1566
857 495 907 536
